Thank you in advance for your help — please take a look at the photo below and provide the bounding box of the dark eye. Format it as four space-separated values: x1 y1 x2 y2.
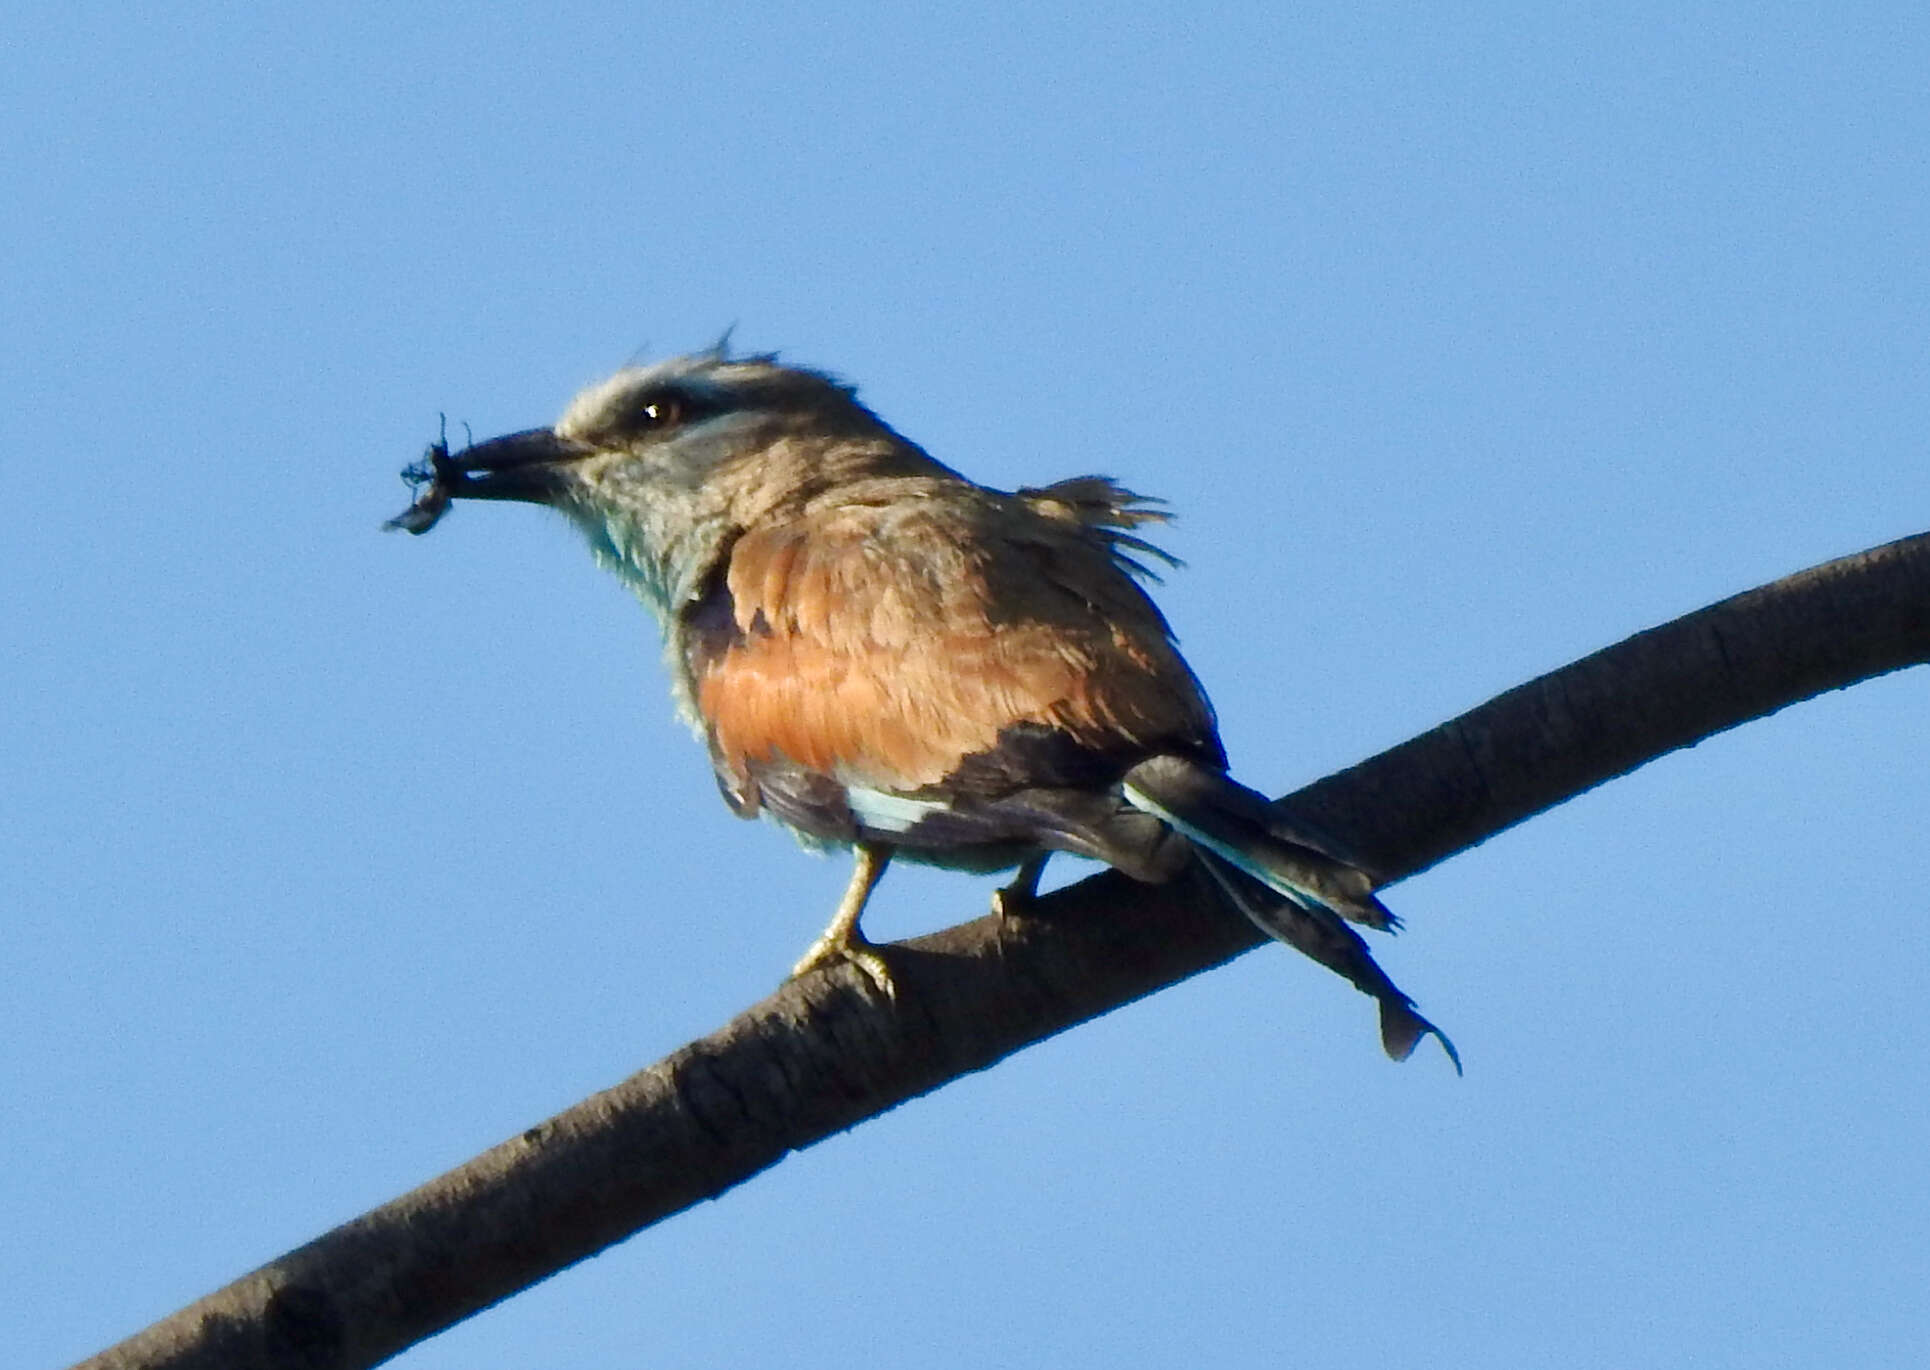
637 394 683 429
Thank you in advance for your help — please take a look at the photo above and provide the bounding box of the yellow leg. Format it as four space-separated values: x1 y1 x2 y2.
991 853 1050 922
790 842 895 996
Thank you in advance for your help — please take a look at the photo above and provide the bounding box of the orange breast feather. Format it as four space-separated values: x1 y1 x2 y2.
693 492 1213 795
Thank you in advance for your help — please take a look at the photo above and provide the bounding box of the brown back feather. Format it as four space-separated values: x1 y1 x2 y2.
686 480 1216 798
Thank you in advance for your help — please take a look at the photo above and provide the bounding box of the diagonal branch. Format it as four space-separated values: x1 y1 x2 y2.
77 530 1930 1370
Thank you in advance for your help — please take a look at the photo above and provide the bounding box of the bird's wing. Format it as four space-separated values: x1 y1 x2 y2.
680 482 1219 804
1015 475 1180 581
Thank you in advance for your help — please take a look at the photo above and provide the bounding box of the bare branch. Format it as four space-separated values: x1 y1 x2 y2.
77 530 1930 1370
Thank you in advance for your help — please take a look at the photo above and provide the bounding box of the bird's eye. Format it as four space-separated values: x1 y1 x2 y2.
638 395 683 429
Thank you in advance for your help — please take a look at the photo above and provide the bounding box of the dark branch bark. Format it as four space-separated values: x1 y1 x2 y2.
77 530 1930 1370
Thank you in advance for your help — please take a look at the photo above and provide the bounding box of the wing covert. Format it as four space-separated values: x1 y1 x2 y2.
681 485 1219 806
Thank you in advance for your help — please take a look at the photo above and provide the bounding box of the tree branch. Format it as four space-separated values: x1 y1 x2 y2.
77 530 1930 1370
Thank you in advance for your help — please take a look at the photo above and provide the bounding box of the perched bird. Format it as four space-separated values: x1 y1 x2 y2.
388 349 1456 1067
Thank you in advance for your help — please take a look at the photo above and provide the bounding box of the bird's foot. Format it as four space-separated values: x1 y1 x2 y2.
990 855 1050 924
989 885 1031 922
790 931 896 1000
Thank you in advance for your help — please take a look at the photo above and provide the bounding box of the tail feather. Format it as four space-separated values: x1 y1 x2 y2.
1121 755 1395 929
1378 997 1461 1070
1125 754 1458 1072
1198 853 1460 1072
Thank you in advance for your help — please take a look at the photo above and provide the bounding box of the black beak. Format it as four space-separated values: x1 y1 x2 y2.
385 427 594 534
437 427 593 503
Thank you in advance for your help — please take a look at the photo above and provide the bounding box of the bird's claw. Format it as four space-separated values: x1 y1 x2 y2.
990 855 1049 924
790 934 896 1000
989 884 1032 922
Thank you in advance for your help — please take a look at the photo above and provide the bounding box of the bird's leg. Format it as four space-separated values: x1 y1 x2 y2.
790 842 895 997
990 853 1051 922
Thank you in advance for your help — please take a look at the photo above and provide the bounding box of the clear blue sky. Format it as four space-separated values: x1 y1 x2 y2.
7 5 1928 1367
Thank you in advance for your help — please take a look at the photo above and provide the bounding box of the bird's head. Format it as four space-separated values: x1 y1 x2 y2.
393 351 941 615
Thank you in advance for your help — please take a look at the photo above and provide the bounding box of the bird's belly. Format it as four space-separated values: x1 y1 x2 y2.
737 756 1046 863
758 769 1048 868
745 759 1187 884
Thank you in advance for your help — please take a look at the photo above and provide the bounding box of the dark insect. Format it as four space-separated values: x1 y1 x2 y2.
383 419 461 535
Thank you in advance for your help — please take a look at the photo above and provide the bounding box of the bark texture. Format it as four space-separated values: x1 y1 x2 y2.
77 530 1930 1370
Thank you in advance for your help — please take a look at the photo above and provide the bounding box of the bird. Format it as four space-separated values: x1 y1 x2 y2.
387 347 1457 1068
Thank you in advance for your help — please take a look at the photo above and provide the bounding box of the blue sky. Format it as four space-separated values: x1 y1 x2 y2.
7 5 1928 1367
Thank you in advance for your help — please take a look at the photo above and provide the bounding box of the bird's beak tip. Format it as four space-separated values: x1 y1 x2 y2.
386 427 589 533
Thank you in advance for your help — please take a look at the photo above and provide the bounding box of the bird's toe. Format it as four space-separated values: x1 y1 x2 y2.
789 934 896 1000
990 854 1050 923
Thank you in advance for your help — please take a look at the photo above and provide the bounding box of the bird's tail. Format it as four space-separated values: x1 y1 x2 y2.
1120 754 1460 1072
